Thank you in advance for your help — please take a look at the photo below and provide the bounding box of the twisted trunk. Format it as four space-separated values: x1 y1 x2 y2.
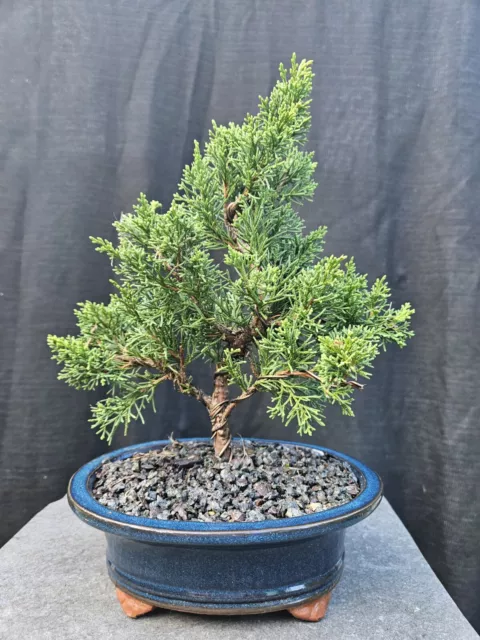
210 371 232 459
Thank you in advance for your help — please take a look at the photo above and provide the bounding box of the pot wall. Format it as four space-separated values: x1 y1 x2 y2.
106 528 345 613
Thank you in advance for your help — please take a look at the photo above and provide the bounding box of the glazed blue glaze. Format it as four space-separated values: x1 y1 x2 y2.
68 438 382 614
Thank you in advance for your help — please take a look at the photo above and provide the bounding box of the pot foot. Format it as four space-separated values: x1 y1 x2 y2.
116 587 155 618
287 590 333 622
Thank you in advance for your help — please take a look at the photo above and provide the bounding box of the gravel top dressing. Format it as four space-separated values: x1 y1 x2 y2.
93 441 361 523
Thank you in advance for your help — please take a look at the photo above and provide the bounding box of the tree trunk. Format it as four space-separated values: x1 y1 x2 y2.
210 372 232 459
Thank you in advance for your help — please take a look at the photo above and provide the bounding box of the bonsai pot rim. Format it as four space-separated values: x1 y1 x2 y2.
68 437 382 546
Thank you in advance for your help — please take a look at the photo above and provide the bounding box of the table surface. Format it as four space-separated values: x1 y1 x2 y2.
0 496 477 640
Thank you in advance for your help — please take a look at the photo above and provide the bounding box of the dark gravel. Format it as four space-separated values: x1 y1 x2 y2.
92 440 361 523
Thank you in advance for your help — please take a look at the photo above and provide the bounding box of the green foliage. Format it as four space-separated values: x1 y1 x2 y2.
48 54 414 444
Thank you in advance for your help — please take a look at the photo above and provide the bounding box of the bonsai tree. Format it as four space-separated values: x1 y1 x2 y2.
48 56 413 459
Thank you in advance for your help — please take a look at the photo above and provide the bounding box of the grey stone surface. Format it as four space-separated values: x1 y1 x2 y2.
0 497 477 640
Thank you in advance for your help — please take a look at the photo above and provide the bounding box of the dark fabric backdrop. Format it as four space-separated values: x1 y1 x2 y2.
1 0 479 631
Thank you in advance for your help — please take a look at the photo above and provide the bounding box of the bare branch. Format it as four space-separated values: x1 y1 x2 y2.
257 369 364 390
114 354 162 370
114 352 211 409
259 369 323 383
188 386 212 409
210 386 258 422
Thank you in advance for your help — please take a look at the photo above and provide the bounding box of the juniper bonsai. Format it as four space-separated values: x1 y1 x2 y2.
48 55 413 459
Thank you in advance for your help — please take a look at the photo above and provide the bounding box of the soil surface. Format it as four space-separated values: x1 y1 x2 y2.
92 440 361 523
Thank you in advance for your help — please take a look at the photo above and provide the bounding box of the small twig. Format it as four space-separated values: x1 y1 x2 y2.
238 434 251 461
276 171 291 193
347 380 365 390
223 183 251 251
257 369 365 391
168 432 181 447
210 385 258 421
258 369 323 383
85 324 98 347
247 352 260 377
115 354 160 370
151 374 170 387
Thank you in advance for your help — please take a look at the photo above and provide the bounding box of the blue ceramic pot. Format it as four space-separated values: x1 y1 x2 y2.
68 438 382 615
